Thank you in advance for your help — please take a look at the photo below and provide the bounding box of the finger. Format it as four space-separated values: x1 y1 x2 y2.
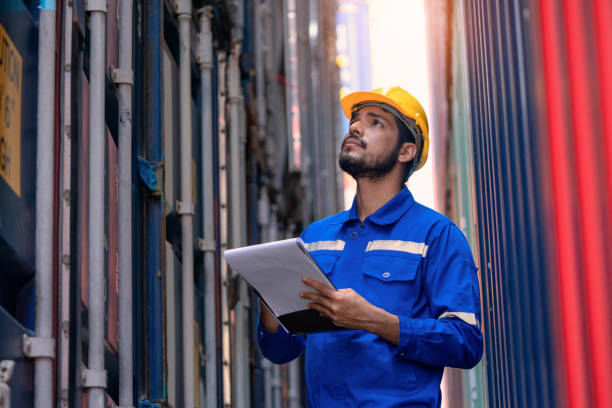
302 276 335 297
300 291 333 309
309 303 345 328
308 302 333 319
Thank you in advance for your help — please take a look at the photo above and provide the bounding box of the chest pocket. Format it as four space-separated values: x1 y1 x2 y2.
361 252 421 311
310 251 341 276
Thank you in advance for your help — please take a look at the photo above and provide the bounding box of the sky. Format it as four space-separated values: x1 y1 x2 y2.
341 0 435 210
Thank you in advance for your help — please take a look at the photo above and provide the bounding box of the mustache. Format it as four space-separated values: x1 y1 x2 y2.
342 135 366 149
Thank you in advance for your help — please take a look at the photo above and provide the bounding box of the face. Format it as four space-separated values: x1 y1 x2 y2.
338 106 405 181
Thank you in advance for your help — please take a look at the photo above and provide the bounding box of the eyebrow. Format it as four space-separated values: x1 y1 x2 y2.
350 110 390 124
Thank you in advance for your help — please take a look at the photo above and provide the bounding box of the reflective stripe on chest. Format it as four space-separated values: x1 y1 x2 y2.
364 240 428 257
303 240 346 252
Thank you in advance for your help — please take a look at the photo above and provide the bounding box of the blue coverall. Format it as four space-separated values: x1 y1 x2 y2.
258 186 483 407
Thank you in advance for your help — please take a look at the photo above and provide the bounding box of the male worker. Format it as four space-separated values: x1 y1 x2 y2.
257 87 483 407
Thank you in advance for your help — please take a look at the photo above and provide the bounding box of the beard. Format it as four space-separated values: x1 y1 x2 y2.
338 136 401 181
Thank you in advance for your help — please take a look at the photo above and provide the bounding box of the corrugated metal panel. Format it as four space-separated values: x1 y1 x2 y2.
433 0 612 406
429 0 561 406
0 1 344 406
537 0 612 406
464 0 559 405
426 1 488 407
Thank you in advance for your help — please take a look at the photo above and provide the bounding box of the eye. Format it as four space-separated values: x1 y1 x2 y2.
373 119 383 127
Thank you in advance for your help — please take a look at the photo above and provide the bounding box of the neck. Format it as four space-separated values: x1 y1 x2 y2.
355 176 404 222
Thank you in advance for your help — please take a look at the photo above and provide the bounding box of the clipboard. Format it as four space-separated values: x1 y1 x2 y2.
223 238 343 335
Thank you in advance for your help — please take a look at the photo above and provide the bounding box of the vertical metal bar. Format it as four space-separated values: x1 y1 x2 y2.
140 0 165 398
283 0 301 171
217 50 232 408
255 0 267 147
265 1 287 192
271 365 282 408
35 1 57 407
58 0 73 406
288 360 301 408
117 0 134 406
267 210 282 408
229 42 251 408
295 0 312 224
175 1 196 407
197 6 218 408
227 0 250 404
308 0 323 220
257 186 273 408
86 0 108 406
261 359 273 408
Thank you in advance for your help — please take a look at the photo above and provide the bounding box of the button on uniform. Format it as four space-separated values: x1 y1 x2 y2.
350 231 358 239
382 271 391 279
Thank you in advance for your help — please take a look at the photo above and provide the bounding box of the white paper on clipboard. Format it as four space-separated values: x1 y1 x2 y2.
223 238 344 335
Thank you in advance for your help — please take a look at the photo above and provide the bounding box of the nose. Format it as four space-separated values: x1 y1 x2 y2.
348 120 362 138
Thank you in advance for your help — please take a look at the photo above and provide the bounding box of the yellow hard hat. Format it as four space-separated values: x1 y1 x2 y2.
340 86 429 170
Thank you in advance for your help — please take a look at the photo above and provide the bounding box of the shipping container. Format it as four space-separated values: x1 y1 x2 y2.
426 0 612 407
0 0 342 407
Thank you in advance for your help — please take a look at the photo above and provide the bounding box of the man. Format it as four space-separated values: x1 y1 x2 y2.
257 87 483 407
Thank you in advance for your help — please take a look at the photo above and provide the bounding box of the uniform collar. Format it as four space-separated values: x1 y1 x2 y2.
334 185 416 226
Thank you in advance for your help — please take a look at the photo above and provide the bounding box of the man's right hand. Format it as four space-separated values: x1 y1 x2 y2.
258 299 280 333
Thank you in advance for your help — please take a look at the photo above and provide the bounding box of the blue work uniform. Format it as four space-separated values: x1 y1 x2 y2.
257 186 483 407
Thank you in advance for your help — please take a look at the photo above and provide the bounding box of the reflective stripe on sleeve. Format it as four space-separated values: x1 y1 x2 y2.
365 240 429 257
438 312 479 327
303 240 345 252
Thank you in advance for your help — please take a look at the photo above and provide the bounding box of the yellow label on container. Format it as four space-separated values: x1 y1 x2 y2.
0 23 22 197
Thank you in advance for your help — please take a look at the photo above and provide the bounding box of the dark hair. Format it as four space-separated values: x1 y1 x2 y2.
394 116 418 183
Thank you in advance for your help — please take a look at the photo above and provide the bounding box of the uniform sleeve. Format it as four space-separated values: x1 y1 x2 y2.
393 224 483 369
257 315 306 364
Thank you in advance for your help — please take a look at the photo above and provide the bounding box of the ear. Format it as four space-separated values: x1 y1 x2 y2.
398 142 417 164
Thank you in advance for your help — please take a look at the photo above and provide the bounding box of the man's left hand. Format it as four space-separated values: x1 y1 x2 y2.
300 276 399 345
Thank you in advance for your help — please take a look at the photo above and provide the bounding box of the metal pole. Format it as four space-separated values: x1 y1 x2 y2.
261 359 273 408
271 361 282 408
267 1 287 191
115 0 135 406
197 6 217 408
255 0 267 147
258 187 273 408
288 360 301 408
282 0 301 171
175 1 196 407
85 0 108 407
58 1 73 406
57 0 73 406
268 209 282 408
308 0 324 220
254 3 272 400
34 1 56 407
226 2 250 405
228 32 251 408
217 51 233 408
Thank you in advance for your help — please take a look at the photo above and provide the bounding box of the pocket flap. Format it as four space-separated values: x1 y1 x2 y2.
361 253 419 282
310 252 340 275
